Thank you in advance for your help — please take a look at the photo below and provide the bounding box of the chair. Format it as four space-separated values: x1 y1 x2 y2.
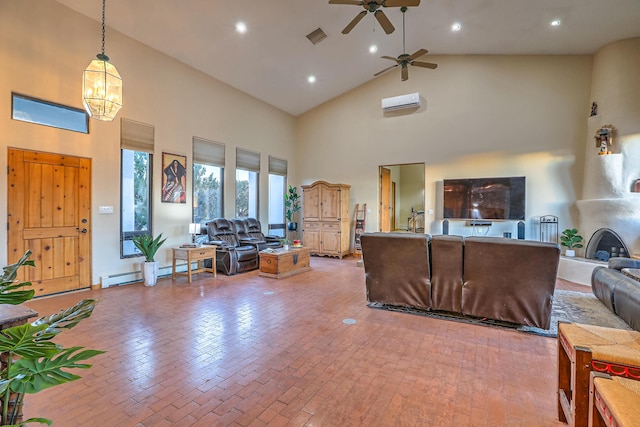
205 218 259 275
557 322 640 427
589 372 640 427
242 218 282 249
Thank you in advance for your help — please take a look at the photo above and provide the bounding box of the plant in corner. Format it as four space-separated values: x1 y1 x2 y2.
0 250 103 426
132 233 167 286
284 185 301 234
560 228 584 257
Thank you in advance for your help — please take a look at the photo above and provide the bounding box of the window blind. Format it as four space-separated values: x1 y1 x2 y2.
120 118 154 153
193 137 225 167
236 148 260 172
268 156 287 176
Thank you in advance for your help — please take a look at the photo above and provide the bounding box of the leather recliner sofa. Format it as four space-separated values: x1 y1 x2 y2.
592 257 640 331
360 232 561 329
233 218 282 251
205 218 259 275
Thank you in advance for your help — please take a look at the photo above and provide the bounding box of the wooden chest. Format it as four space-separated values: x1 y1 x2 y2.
259 247 311 279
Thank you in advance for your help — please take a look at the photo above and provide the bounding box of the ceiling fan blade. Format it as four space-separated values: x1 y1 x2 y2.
381 55 399 62
401 65 409 81
411 61 438 69
374 64 398 77
374 10 395 34
328 0 364 5
383 0 420 7
407 49 428 61
342 10 368 34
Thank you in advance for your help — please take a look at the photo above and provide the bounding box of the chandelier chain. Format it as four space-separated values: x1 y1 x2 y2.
101 0 106 55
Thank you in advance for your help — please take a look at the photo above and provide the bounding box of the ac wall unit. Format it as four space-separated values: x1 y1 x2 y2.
381 92 421 112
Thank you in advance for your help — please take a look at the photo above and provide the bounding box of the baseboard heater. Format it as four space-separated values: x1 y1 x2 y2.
100 264 190 288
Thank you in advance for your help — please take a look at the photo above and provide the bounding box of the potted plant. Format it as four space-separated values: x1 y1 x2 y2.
561 228 584 257
284 185 301 232
132 232 167 286
0 251 102 426
279 238 291 250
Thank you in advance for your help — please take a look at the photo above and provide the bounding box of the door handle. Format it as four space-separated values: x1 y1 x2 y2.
77 228 88 234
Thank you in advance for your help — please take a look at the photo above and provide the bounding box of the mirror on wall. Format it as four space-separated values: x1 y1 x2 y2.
379 163 425 232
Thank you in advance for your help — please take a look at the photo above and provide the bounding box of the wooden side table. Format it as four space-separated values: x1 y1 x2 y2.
172 245 216 283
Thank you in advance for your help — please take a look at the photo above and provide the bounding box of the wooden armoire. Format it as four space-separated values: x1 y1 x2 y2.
301 181 351 258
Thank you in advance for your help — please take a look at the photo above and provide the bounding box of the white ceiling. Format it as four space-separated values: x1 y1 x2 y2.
56 0 640 116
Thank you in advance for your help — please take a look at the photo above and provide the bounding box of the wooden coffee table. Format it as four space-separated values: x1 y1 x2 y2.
259 247 311 279
622 268 640 282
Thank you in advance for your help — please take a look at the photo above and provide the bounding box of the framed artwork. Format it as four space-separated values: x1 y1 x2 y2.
161 152 187 204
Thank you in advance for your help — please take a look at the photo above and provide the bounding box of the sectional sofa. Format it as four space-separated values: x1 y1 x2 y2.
360 232 561 329
591 257 640 331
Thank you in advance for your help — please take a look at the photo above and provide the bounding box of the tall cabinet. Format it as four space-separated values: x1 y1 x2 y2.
301 181 351 259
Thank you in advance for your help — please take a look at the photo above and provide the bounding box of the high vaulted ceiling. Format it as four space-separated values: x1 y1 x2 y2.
56 0 640 116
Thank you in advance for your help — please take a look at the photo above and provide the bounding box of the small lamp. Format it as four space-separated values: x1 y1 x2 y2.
188 223 201 244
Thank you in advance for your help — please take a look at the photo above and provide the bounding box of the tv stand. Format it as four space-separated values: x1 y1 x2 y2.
468 220 492 227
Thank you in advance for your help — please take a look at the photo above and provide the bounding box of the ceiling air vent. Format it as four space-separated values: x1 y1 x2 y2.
306 28 327 45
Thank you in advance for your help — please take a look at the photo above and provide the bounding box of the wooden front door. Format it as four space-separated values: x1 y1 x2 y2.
380 167 391 232
7 149 92 296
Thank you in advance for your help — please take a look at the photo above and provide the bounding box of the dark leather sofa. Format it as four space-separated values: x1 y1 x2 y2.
233 218 282 251
592 257 640 331
205 218 259 275
360 232 561 329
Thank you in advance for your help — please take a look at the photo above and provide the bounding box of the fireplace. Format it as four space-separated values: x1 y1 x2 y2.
585 228 630 261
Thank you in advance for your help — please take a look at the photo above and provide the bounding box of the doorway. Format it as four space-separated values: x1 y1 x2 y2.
378 163 425 232
7 148 92 296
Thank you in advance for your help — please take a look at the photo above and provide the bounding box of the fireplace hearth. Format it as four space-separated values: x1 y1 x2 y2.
585 228 630 261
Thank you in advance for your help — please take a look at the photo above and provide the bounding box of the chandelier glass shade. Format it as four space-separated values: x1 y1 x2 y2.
82 53 122 121
82 0 122 121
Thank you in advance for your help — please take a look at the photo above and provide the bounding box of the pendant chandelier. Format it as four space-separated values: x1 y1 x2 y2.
82 0 122 121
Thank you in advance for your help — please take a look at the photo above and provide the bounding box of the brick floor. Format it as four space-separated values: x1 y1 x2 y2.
22 257 581 426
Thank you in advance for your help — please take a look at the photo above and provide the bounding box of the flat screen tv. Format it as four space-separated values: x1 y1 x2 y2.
443 176 525 220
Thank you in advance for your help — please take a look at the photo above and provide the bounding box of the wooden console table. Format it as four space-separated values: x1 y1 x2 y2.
259 247 311 279
172 245 216 283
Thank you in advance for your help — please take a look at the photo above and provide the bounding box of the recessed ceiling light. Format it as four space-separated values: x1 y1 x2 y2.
369 45 378 54
551 19 561 27
451 22 462 32
235 21 247 34
307 75 316 84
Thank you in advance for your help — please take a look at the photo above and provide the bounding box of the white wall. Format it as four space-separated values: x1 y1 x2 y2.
297 54 593 241
0 1 296 283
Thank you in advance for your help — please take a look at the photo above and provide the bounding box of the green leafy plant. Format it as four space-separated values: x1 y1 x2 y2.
0 251 103 426
560 228 584 249
132 233 167 262
284 186 301 223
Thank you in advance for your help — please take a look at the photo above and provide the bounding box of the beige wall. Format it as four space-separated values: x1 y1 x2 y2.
297 54 593 240
0 1 296 283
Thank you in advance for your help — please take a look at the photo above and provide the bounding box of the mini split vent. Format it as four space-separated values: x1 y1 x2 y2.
381 92 421 112
306 27 328 45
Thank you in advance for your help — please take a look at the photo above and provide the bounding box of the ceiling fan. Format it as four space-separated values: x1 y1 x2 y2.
329 0 421 35
374 7 437 81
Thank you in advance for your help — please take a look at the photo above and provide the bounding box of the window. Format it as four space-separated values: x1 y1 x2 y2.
236 148 260 219
268 156 287 238
193 137 225 225
120 119 154 258
12 93 88 133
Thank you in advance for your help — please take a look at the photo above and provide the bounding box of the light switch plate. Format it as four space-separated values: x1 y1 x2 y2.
98 206 114 214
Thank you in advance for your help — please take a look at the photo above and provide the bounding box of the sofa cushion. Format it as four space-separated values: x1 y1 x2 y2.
592 266 625 312
608 257 640 271
430 235 464 312
612 276 640 332
462 237 560 329
361 232 432 310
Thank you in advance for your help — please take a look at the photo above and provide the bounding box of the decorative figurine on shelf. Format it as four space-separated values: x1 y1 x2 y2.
590 101 598 117
594 124 615 155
